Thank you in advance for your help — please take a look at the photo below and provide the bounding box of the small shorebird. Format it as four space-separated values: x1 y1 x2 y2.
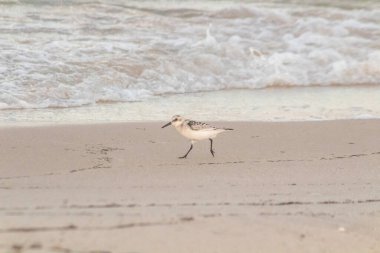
162 115 233 159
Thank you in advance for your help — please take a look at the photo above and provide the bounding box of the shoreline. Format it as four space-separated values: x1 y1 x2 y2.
1 117 380 128
1 86 380 123
1 120 379 253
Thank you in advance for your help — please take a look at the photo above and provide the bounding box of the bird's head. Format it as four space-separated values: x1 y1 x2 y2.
161 115 185 128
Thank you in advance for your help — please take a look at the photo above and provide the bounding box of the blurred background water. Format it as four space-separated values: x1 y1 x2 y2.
0 0 379 123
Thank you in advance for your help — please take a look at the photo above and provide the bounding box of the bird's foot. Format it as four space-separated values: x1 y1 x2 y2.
210 149 215 157
178 155 187 159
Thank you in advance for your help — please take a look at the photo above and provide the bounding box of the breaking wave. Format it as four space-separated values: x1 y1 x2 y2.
1 0 380 109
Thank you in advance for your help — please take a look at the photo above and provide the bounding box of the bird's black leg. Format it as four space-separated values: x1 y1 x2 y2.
179 144 193 159
209 138 215 157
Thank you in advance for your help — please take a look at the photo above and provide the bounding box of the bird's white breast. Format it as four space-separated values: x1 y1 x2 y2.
175 125 224 141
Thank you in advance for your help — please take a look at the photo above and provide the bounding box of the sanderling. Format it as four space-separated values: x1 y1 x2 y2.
162 115 233 159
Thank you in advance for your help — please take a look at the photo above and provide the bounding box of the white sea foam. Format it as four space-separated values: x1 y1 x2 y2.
0 0 380 109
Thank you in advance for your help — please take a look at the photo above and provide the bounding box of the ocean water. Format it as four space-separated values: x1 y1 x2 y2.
0 0 380 123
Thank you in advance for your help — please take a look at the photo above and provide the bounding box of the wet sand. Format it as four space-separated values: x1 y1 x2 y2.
0 120 379 253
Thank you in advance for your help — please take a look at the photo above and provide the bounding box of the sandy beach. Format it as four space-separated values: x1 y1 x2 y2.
0 120 379 253
2 0 380 252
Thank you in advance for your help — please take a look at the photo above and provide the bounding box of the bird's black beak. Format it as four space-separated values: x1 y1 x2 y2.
161 122 171 128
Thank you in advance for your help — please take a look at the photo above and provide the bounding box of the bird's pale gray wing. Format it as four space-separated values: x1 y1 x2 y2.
187 120 216 131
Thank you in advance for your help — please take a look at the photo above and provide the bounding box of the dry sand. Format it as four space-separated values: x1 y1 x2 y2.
0 120 379 253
